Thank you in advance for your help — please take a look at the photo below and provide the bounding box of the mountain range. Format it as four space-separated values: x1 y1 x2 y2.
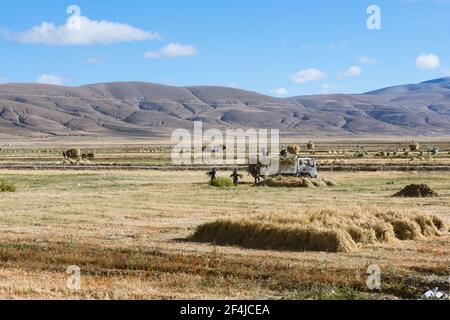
1 77 450 139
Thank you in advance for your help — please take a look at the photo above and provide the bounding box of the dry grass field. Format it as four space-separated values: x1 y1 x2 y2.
0 166 449 299
1 139 450 168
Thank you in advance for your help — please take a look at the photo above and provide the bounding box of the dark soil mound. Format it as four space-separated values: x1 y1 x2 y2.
393 184 438 198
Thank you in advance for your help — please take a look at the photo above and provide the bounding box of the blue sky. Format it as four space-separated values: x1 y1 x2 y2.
0 0 449 96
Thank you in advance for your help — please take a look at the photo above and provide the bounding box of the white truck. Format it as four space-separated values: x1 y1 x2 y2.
278 157 318 178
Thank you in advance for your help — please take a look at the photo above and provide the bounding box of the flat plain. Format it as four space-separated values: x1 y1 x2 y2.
0 141 449 299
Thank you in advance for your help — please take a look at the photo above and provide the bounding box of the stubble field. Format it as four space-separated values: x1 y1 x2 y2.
0 165 449 299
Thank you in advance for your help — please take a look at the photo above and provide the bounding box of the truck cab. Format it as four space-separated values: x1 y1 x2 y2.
296 158 318 178
278 157 318 178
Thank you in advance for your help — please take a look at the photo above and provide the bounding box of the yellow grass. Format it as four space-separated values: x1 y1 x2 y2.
0 169 449 299
191 207 447 252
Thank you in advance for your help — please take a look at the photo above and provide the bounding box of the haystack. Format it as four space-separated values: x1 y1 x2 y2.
63 148 81 159
191 220 357 253
307 141 315 150
409 142 420 152
279 157 296 166
286 145 301 155
190 208 447 253
258 176 336 188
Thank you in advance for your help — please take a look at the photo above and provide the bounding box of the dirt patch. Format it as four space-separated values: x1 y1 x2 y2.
393 184 438 198
190 208 448 253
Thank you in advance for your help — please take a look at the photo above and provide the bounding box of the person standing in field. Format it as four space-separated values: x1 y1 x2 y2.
249 162 263 185
207 168 217 181
230 168 243 186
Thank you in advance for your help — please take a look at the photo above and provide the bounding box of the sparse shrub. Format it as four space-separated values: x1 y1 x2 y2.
209 177 234 188
0 179 16 192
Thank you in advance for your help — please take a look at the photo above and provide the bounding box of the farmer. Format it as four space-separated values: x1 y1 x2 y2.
230 168 242 186
249 162 262 185
207 168 217 181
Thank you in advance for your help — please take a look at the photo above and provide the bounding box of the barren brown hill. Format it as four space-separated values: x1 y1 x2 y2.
1 77 450 139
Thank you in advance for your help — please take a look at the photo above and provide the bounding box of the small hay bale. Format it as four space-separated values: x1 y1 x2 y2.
323 179 337 187
391 220 422 240
82 153 95 160
259 176 312 188
413 215 441 237
431 216 447 233
279 156 296 166
371 222 396 243
409 142 420 152
306 141 315 150
286 145 301 155
347 227 377 244
63 148 81 159
311 178 326 187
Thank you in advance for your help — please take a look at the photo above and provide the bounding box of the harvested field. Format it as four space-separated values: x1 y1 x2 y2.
0 143 450 300
2 140 450 172
191 208 448 253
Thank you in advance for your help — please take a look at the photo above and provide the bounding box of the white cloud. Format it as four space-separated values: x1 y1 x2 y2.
37 74 66 86
144 43 197 59
0 77 9 84
359 56 378 64
416 53 440 70
290 68 327 84
86 57 103 65
13 7 160 45
228 82 239 88
269 88 289 96
341 66 362 77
